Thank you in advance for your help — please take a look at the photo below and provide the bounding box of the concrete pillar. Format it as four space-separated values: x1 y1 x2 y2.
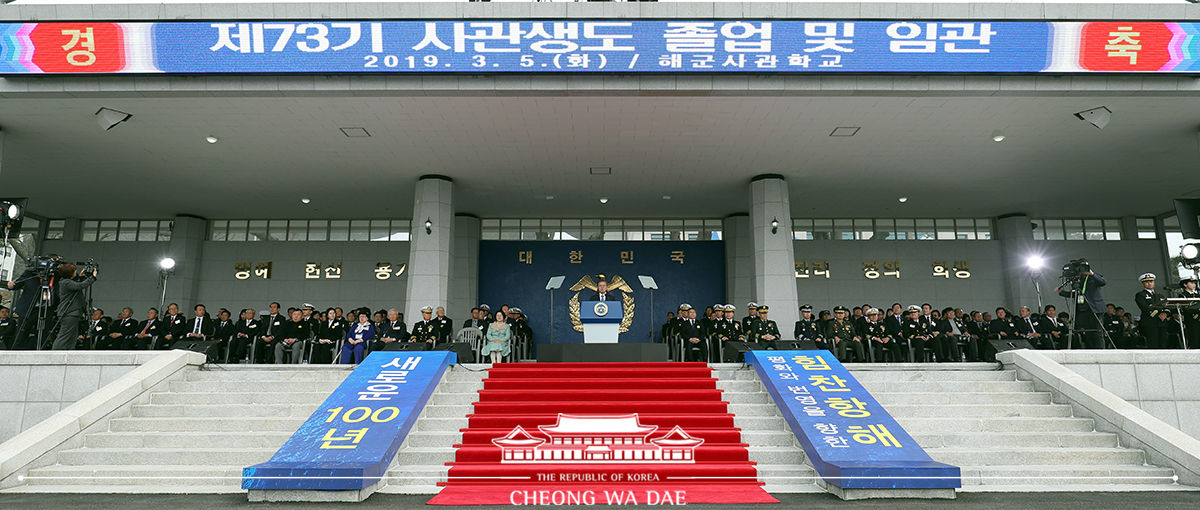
164 215 206 307
62 219 81 243
749 175 799 338
723 214 756 314
995 214 1036 309
404 175 455 321
448 214 480 321
1120 216 1138 242
0 128 5 179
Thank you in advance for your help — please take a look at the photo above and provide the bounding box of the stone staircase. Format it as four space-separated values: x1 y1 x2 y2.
716 363 1194 493
5 365 352 494
378 364 487 494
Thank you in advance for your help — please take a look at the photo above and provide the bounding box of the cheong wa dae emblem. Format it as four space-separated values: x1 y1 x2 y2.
491 414 704 464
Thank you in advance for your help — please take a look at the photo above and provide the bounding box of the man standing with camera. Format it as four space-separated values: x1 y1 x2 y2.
51 263 97 350
1055 259 1107 349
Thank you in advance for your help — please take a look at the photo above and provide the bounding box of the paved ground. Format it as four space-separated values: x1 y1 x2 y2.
0 492 1197 510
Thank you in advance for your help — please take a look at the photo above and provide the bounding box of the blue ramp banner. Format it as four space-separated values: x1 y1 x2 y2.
745 350 960 489
243 351 454 491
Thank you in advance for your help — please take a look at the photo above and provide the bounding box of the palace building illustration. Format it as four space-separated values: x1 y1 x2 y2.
491 414 705 464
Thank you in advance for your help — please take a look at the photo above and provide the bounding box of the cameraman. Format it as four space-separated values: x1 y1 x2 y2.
1055 260 1107 349
51 263 98 350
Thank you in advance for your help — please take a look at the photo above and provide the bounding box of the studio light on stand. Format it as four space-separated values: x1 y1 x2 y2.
1026 255 1046 312
544 276 565 343
158 257 176 309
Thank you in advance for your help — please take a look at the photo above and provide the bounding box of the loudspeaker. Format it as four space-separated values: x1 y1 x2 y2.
382 342 428 351
982 338 1034 361
433 342 476 364
722 341 755 363
169 340 221 361
1174 198 1200 239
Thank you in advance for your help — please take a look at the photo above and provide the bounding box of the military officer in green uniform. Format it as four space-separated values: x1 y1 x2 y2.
410 305 438 350
825 306 866 362
750 305 781 349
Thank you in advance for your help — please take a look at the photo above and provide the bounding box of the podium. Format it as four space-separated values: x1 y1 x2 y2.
580 300 621 343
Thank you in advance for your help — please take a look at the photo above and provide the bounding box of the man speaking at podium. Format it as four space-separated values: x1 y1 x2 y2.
588 277 623 302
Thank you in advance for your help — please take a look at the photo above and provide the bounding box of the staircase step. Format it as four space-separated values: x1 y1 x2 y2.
150 391 332 405
185 368 352 382
56 448 276 466
109 417 305 432
416 417 470 431
959 465 1180 486
23 465 243 486
2 484 243 493
746 446 807 465
394 447 456 465
169 380 342 393
485 378 717 391
860 380 1036 393
85 431 293 449
131 403 318 418
406 431 464 448
469 401 731 415
893 416 1095 432
849 370 1014 381
913 432 1118 449
882 404 1075 418
927 448 1145 466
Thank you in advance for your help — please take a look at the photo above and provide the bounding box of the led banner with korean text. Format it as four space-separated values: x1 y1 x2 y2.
745 350 960 489
3 20 1199 74
478 241 724 349
242 351 454 491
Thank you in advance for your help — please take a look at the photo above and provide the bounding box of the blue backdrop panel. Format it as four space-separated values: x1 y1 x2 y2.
746 350 960 489
242 351 453 491
478 241 725 348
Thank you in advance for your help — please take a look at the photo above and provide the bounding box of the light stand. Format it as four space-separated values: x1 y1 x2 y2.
158 258 176 309
544 276 565 344
638 275 659 342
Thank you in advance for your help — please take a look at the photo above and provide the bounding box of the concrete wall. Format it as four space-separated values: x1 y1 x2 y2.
0 353 159 443
1042 351 1200 440
41 240 410 317
791 239 1165 315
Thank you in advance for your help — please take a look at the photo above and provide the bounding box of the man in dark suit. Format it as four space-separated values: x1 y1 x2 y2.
231 308 260 363
258 302 287 363
132 308 163 350
966 310 989 344
677 304 706 362
588 279 622 302
160 303 188 349
276 308 312 363
81 308 110 350
1056 262 1108 349
211 308 236 361
377 309 408 350
100 307 139 350
463 307 485 332
918 303 951 361
1014 305 1048 348
989 308 1016 340
184 304 215 342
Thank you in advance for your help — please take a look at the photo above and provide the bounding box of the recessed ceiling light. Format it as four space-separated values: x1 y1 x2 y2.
898 197 909 203
599 197 609 204
662 195 672 200
205 136 219 144
301 198 311 204
545 195 555 200
829 127 861 137
339 127 371 138
589 167 612 175
991 130 1006 142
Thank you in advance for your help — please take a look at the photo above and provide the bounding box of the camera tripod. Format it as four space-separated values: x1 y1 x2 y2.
1061 286 1118 350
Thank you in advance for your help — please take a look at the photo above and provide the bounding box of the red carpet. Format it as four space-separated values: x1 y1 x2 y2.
427 362 777 505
